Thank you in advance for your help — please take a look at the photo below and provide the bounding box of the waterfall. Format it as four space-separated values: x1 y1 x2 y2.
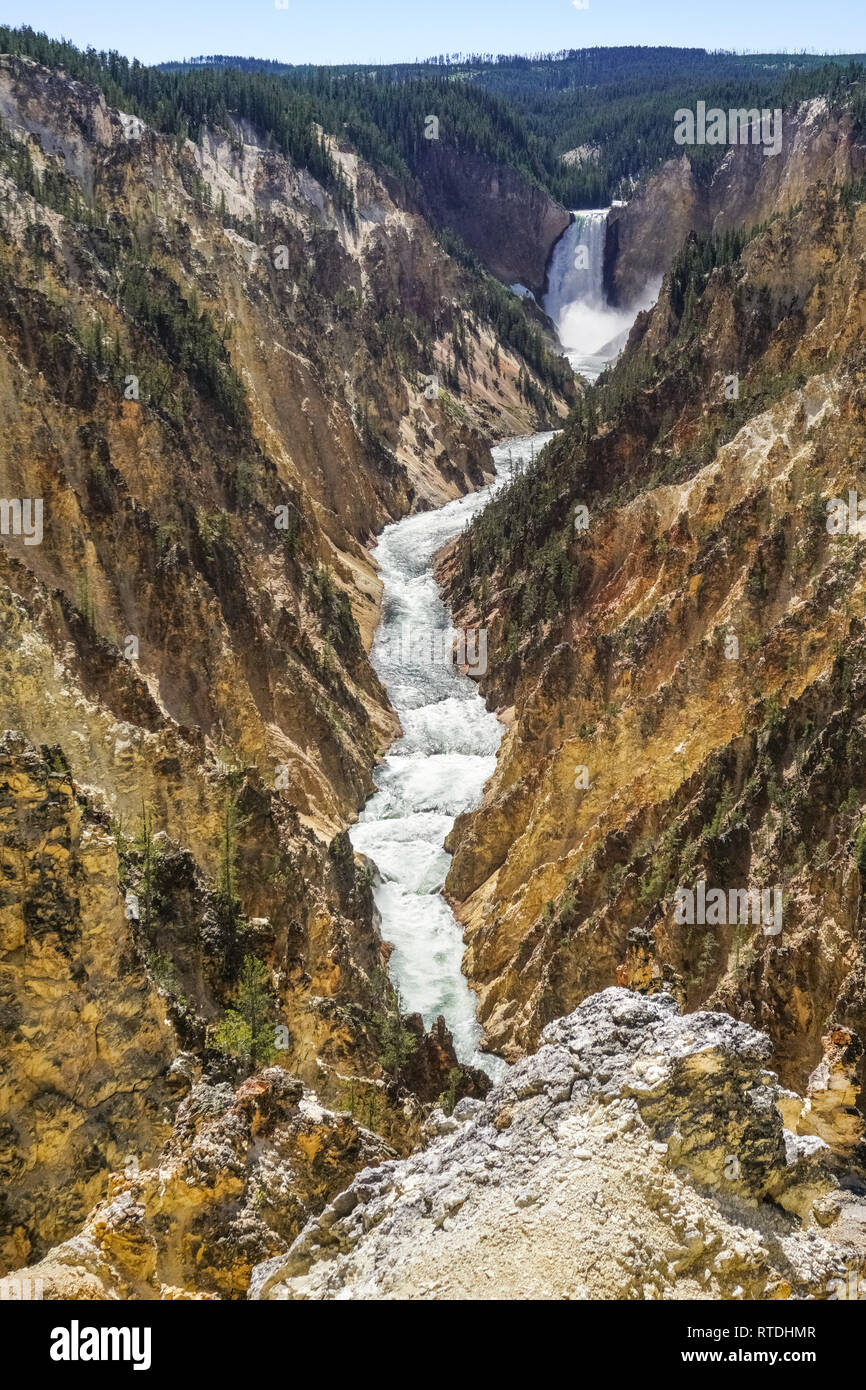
544 209 608 320
543 209 647 381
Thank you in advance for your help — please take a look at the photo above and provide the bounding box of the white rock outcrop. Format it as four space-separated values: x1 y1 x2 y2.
252 990 866 1300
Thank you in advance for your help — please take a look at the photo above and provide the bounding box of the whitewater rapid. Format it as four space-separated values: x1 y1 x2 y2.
350 434 553 1081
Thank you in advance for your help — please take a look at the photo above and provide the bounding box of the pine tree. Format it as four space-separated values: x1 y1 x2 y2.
212 954 278 1065
215 791 248 970
373 1009 417 1082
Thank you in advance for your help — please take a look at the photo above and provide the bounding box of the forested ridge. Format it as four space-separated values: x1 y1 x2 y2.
0 25 356 217
4 28 864 216
163 45 866 206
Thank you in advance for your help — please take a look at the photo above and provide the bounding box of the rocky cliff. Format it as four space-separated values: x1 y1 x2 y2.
414 143 570 296
4 1068 396 1299
442 164 866 1138
605 98 866 307
251 991 866 1300
0 734 177 1272
0 721 492 1275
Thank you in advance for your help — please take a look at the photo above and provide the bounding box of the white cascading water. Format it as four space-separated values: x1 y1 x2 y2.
350 433 553 1082
543 209 645 381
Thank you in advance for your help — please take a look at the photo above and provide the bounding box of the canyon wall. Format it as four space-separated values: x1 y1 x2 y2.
605 99 866 307
443 149 866 1146
415 142 571 295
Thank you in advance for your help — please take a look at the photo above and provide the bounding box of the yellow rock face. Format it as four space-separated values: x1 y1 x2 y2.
4 1068 395 1299
0 733 178 1273
444 185 866 1120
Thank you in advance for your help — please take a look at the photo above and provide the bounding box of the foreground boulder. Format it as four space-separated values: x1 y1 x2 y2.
251 990 866 1300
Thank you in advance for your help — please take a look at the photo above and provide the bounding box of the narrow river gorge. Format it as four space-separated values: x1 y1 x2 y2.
349 208 656 1080
7 34 866 1313
350 433 554 1080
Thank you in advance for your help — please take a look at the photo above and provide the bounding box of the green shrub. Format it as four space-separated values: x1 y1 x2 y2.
212 954 279 1065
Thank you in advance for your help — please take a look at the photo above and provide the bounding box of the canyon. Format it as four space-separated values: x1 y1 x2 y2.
0 49 569 1280
443 101 866 1125
2 34 866 1303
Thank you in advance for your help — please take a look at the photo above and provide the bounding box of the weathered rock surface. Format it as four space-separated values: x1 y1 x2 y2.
606 98 866 306
0 726 492 1272
0 733 178 1272
251 990 866 1300
401 1012 492 1105
4 1067 393 1299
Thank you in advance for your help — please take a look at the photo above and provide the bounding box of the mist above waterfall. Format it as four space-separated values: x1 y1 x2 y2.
543 210 658 380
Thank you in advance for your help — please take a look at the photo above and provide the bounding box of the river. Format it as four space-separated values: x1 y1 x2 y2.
350 433 554 1081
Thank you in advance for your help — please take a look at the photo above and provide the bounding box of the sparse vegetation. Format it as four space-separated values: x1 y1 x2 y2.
212 954 279 1065
373 1007 417 1082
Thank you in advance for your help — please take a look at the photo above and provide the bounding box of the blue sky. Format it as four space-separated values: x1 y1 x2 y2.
3 0 865 67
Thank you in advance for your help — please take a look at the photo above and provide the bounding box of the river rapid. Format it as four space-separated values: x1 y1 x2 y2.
350 433 553 1081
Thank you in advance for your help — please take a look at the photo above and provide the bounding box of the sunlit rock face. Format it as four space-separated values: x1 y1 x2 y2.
0 51 567 836
0 733 178 1273
605 99 866 308
252 991 866 1301
440 151 866 1125
3 1068 396 1299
